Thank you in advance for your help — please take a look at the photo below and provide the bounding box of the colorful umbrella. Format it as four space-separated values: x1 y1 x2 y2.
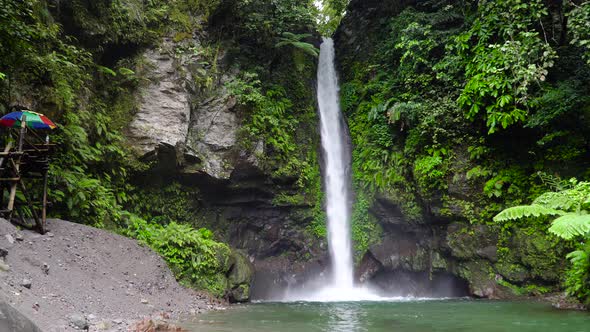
0 111 57 130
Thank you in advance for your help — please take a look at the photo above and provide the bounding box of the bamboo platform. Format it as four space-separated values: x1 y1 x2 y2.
0 119 53 234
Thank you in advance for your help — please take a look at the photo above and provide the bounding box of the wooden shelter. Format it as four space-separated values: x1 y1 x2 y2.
0 115 54 233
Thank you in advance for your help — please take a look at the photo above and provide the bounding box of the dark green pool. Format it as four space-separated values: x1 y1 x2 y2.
180 299 590 332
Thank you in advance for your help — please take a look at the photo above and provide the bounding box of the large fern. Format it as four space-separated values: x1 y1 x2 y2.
548 214 590 240
493 204 565 222
533 191 577 211
275 32 319 58
495 180 590 303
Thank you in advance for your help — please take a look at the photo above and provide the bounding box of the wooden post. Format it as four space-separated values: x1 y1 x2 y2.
0 142 13 210
7 116 26 215
41 135 49 233
0 141 13 169
17 115 25 151
17 178 41 232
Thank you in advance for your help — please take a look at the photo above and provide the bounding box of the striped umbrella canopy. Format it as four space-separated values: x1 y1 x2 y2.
0 111 57 130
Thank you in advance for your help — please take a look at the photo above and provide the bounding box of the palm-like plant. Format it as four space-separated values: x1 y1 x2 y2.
275 32 320 58
494 180 590 240
494 179 590 304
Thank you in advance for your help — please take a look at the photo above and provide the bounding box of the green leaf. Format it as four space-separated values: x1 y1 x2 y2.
566 250 588 263
118 67 135 76
493 204 565 222
533 191 577 211
275 32 319 57
548 214 590 240
97 65 117 76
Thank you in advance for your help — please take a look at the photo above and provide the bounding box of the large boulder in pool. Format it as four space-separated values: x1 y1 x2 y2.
226 250 254 303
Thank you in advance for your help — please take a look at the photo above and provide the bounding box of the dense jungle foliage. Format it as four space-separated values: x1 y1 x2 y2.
0 0 322 297
2 0 590 306
336 0 590 305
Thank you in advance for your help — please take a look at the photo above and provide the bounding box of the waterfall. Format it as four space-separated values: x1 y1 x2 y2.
317 37 354 289
282 38 383 302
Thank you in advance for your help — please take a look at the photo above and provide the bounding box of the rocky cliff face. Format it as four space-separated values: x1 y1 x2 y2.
127 38 192 155
127 37 256 181
124 24 324 301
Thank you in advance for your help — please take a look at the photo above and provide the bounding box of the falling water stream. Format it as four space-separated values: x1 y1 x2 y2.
283 38 383 301
317 37 354 290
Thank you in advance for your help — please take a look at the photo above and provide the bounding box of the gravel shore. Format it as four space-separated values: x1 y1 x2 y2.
0 218 223 331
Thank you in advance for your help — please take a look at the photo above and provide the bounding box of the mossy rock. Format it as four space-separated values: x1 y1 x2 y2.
229 284 250 303
494 260 530 283
408 247 430 271
226 250 254 303
446 222 498 261
510 228 566 282
196 273 229 298
430 251 448 271
368 235 429 272
456 260 511 299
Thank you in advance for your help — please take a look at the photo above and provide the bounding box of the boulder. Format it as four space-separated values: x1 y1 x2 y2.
0 247 7 259
69 313 89 330
20 279 32 289
226 251 254 303
511 228 565 282
494 261 530 283
368 232 428 272
445 222 498 261
355 251 382 283
0 300 42 332
456 260 511 299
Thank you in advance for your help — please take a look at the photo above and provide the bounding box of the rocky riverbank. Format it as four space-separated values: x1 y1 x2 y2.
0 218 222 331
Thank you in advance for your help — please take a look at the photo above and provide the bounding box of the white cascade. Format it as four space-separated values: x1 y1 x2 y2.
317 37 354 289
281 38 383 302
279 38 437 302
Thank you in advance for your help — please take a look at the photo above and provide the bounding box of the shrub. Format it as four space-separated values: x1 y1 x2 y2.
122 215 232 297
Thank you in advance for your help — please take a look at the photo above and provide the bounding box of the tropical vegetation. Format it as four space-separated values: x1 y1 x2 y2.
1 0 590 306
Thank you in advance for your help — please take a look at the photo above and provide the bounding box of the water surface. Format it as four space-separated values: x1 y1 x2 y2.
181 299 590 332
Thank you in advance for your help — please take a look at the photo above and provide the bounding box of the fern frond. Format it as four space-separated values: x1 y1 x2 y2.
281 32 312 41
118 67 135 76
533 191 576 211
275 32 319 58
275 41 291 48
291 42 320 57
566 250 588 263
548 214 590 240
493 204 565 222
281 32 298 40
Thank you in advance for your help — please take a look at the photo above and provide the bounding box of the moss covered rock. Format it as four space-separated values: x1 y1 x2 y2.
456 260 510 299
446 222 498 261
509 228 567 282
226 250 254 303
